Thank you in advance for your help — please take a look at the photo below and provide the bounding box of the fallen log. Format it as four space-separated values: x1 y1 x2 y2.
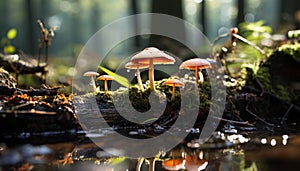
0 85 60 96
0 53 47 74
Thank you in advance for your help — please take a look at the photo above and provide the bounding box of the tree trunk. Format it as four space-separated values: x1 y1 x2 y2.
150 0 186 56
237 0 245 24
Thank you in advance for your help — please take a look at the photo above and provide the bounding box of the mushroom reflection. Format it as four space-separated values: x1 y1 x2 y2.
185 155 208 171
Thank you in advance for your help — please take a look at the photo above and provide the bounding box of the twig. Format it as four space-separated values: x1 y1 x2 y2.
280 104 294 125
37 19 46 67
232 33 266 55
210 33 229 57
211 116 253 126
246 103 274 127
255 78 265 96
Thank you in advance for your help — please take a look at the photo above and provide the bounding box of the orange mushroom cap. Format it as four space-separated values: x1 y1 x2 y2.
185 155 208 171
162 158 185 171
131 47 175 64
96 75 114 81
179 58 211 70
230 27 238 34
163 79 184 87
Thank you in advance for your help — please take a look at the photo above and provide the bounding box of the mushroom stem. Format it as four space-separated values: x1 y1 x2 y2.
136 158 144 171
90 76 97 92
195 67 199 84
104 80 108 92
199 70 204 83
171 84 175 101
136 67 144 91
148 158 156 171
149 59 155 91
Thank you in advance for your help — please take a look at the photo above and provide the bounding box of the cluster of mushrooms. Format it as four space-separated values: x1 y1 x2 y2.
83 47 215 99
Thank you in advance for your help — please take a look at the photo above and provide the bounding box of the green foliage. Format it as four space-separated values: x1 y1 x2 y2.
109 156 126 165
227 21 273 77
278 43 300 62
3 45 15 54
6 28 17 40
1 28 17 54
99 66 131 87
239 20 272 42
287 29 300 39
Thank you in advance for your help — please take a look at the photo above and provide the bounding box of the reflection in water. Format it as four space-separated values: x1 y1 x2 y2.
1 132 300 170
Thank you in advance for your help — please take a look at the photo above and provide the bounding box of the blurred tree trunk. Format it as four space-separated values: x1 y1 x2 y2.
237 0 245 24
131 0 140 48
150 0 186 56
26 0 35 55
151 0 183 18
200 0 206 34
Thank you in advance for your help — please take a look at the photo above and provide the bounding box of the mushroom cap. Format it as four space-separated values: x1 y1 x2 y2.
96 75 114 81
179 58 211 70
83 71 100 77
163 79 184 87
162 159 185 171
205 58 217 65
230 27 238 34
185 156 208 171
131 47 175 64
125 62 149 69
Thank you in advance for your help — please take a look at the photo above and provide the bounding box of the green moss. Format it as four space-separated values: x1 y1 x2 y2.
278 43 300 62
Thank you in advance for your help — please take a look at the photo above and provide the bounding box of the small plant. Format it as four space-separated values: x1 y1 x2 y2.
0 28 17 54
37 19 55 66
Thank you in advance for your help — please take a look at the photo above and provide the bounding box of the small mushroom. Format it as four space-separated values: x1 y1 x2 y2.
185 155 208 171
162 158 185 171
131 47 175 91
179 58 211 84
163 79 184 101
96 75 114 93
83 71 100 92
230 27 238 61
125 62 149 90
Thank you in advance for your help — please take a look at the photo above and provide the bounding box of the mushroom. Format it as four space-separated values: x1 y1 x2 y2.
230 27 238 61
96 75 114 93
131 47 175 91
185 155 208 171
83 71 100 92
125 62 149 90
205 58 217 65
179 58 211 84
163 79 184 101
162 158 185 171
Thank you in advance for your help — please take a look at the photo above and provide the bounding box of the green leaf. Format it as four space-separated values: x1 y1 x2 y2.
7 28 17 40
109 156 126 165
4 45 15 54
99 66 131 87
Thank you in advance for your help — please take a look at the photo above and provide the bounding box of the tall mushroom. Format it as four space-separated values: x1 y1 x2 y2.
83 71 100 92
179 58 211 84
163 79 184 101
96 75 114 93
125 62 149 91
131 47 175 91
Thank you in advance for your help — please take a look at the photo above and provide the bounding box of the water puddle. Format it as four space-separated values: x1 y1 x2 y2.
1 127 300 171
